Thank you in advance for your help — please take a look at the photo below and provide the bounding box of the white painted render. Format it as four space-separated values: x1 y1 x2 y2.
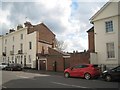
90 2 120 67
94 16 119 65
0 37 2 63
92 2 119 22
1 27 37 68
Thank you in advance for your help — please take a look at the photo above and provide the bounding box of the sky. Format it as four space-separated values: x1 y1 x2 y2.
0 0 109 52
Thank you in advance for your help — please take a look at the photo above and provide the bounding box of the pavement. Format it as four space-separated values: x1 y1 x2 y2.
22 69 64 76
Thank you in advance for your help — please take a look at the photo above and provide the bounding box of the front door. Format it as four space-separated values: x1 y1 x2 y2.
39 60 46 70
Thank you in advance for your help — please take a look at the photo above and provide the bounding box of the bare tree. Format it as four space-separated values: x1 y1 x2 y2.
55 39 67 51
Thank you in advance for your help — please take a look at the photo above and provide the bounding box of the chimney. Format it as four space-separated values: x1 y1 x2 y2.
17 24 23 30
24 21 32 28
9 29 15 33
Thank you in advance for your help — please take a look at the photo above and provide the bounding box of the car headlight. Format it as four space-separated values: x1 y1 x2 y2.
103 70 107 73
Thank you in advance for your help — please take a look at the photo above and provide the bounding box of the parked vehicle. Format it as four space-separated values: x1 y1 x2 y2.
4 63 23 71
101 65 120 82
0 63 8 70
64 64 101 80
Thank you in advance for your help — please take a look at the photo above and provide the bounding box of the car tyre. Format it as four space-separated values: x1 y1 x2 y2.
64 72 70 78
105 75 112 82
84 73 91 80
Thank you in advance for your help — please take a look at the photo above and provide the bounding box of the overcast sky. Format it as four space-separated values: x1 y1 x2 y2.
0 0 109 52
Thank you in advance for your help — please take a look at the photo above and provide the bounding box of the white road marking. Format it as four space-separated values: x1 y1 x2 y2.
51 82 88 88
16 75 29 79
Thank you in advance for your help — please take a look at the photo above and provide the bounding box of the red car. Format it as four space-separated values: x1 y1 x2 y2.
64 64 101 80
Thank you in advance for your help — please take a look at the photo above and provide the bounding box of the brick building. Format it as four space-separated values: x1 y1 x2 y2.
87 26 95 53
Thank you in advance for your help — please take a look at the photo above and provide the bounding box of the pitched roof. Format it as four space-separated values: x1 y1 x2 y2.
49 47 70 56
87 26 94 33
90 2 111 22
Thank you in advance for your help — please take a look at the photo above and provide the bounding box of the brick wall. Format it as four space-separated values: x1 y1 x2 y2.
87 27 95 53
69 52 90 67
47 48 90 72
47 48 64 72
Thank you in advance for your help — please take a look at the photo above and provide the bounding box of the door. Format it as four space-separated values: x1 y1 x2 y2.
70 65 82 77
70 65 88 77
39 60 46 70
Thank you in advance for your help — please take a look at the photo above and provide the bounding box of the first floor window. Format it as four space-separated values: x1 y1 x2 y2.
105 21 113 33
28 55 31 63
106 42 115 59
29 42 32 49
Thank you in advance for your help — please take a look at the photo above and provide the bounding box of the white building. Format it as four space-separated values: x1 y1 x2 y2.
0 36 3 63
1 22 56 69
90 1 120 68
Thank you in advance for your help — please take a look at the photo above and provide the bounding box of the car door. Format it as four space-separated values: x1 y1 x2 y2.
111 66 120 79
70 65 83 77
115 66 120 79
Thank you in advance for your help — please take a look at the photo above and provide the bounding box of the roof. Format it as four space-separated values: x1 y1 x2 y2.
87 26 94 32
34 22 55 36
90 2 111 22
49 47 70 56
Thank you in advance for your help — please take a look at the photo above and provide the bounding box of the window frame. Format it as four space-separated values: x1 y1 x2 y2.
21 34 23 40
106 42 115 59
29 42 32 50
105 20 113 33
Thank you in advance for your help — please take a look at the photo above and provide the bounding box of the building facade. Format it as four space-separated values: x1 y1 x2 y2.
1 22 56 69
90 2 120 68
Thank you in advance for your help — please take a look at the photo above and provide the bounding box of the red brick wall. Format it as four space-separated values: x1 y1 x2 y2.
47 48 90 72
88 31 95 52
47 48 64 72
35 23 55 45
70 52 90 67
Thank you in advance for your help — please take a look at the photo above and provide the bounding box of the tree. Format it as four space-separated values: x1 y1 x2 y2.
55 39 67 51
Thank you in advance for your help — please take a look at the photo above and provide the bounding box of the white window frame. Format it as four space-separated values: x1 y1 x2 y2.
29 42 32 50
106 42 115 59
21 34 23 40
105 21 113 33
28 55 31 63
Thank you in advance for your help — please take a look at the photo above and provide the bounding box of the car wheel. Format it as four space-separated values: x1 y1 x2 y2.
84 73 91 80
105 75 112 82
64 72 70 78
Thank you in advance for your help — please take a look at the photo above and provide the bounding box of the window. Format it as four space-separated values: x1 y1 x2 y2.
28 55 31 63
105 21 113 32
5 39 7 44
13 36 14 41
73 65 88 69
20 43 23 51
21 34 23 40
29 42 32 49
5 47 6 53
12 45 14 53
106 42 115 58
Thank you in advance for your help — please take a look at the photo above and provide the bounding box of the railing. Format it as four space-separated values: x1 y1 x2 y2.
18 50 23 54
2 52 6 56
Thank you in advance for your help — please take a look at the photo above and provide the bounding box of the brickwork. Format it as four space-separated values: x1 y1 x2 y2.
69 52 90 67
47 48 64 72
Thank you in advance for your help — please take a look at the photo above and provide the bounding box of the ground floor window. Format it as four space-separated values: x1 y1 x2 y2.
28 55 31 63
106 42 115 59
